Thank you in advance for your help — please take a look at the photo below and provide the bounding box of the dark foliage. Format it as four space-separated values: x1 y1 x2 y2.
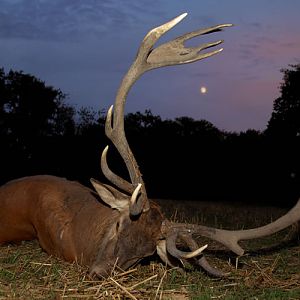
264 64 300 205
0 68 76 181
267 64 300 138
0 66 299 207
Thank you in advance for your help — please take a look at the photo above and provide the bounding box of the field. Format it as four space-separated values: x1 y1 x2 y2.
0 200 299 299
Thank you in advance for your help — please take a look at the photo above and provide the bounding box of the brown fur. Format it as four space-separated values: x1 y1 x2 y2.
0 175 165 277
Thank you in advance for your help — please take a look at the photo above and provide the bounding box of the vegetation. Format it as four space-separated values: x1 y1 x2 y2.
0 200 299 299
267 64 300 138
1 65 300 206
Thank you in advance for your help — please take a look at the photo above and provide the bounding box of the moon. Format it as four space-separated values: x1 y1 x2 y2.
200 86 207 94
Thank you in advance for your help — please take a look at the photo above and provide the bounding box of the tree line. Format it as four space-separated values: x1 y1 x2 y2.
1 65 299 206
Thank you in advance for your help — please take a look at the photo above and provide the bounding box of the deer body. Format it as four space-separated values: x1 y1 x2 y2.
0 175 164 276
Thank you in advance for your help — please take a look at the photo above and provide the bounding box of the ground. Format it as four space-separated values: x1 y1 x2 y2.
0 200 299 299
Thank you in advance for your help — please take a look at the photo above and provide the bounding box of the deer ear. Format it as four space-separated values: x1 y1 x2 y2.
90 178 129 211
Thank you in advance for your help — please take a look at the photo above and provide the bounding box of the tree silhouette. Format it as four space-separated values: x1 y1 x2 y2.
1 66 298 206
264 64 300 203
76 106 106 136
267 64 300 137
0 68 76 182
0 68 75 139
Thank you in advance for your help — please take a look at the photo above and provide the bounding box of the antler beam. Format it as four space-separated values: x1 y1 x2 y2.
101 13 233 216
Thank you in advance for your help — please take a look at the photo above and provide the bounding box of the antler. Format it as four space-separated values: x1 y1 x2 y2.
101 13 233 216
166 199 300 276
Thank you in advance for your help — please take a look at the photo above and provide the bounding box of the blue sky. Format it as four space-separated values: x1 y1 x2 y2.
1 0 300 131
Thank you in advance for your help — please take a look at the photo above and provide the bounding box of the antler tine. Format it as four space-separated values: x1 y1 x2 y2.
171 198 300 256
101 145 134 194
101 105 135 193
166 230 208 259
139 12 188 58
178 23 233 40
178 232 226 277
101 13 232 216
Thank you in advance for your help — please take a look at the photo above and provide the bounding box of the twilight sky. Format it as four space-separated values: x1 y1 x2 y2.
1 0 300 132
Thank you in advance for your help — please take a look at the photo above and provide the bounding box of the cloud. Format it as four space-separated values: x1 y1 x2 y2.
0 0 163 42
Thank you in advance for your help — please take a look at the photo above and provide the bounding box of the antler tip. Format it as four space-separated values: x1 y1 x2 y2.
218 23 234 29
168 12 188 29
180 12 188 19
184 244 208 259
101 145 109 160
130 183 142 205
108 105 113 113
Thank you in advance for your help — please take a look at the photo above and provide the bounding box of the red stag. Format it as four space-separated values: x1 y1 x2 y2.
0 13 299 278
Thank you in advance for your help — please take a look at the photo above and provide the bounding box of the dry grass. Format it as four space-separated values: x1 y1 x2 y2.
0 200 299 299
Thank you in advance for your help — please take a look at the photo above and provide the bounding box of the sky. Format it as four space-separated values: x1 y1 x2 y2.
1 0 300 132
